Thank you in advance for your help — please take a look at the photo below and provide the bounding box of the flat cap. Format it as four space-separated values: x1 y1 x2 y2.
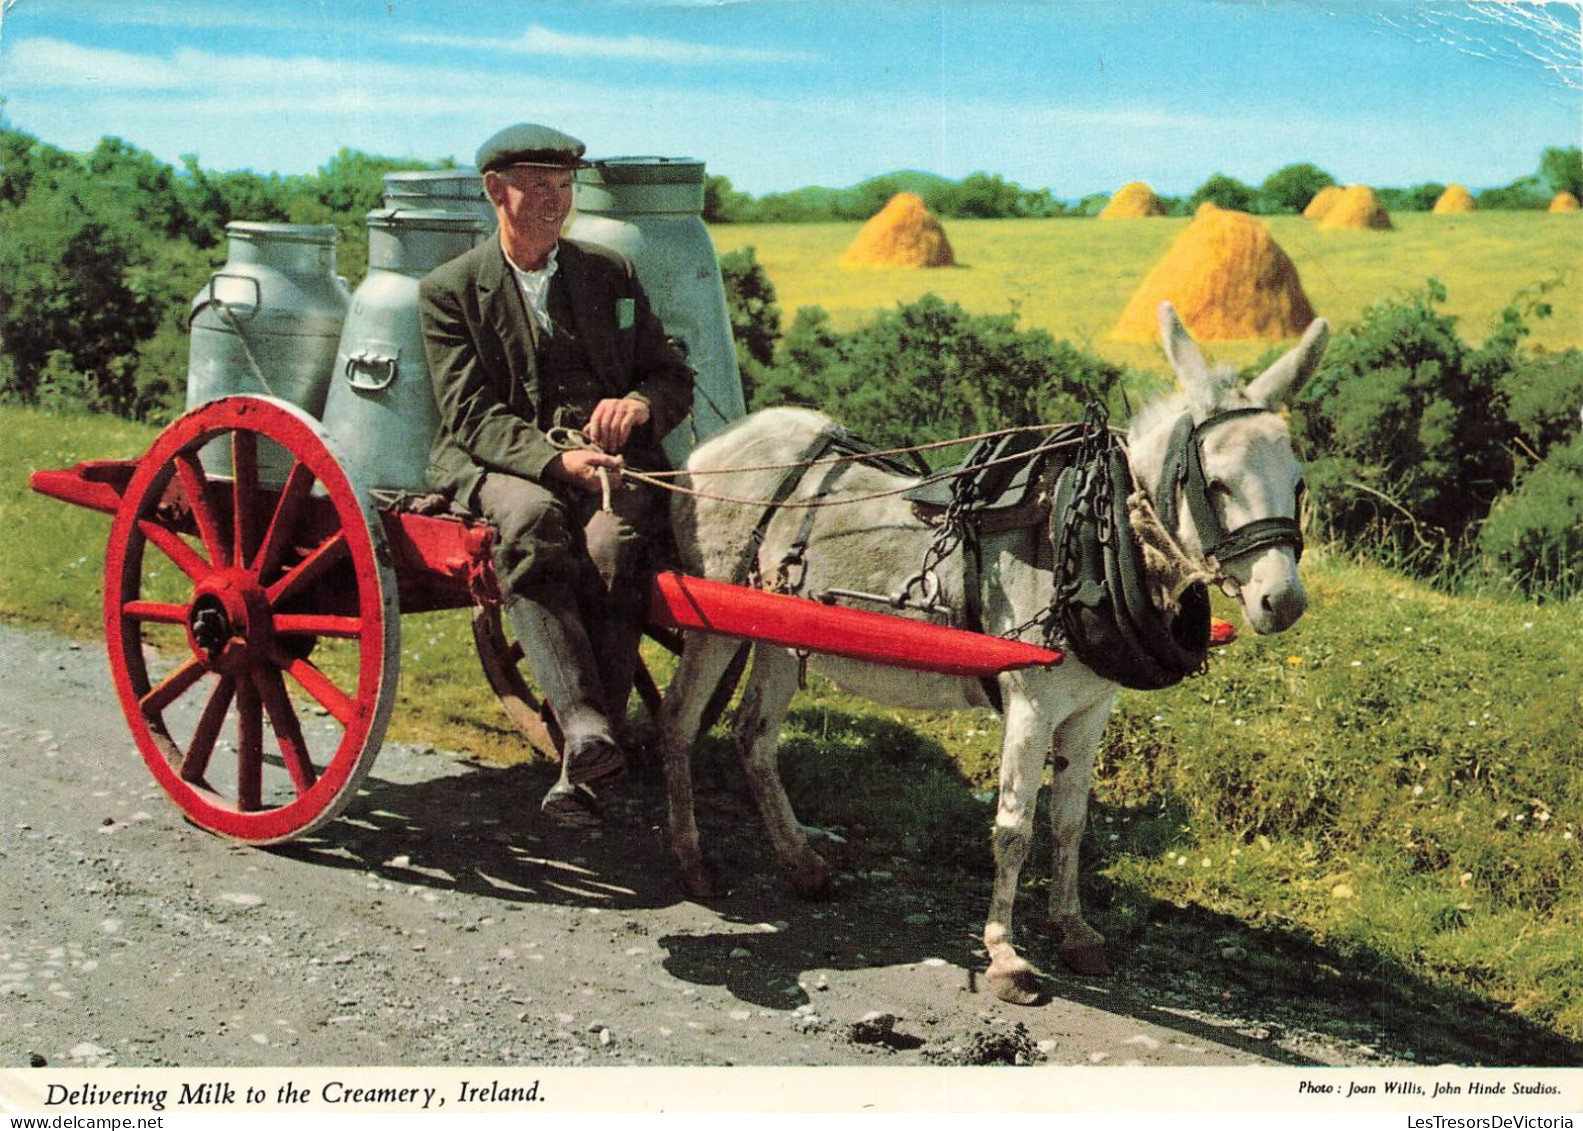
475 123 587 174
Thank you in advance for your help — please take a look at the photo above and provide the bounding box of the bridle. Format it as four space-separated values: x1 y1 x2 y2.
1153 408 1305 586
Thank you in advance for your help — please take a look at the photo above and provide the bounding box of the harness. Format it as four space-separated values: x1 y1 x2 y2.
732 404 1302 698
1153 407 1305 573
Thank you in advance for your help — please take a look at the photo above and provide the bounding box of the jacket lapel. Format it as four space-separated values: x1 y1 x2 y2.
476 241 538 393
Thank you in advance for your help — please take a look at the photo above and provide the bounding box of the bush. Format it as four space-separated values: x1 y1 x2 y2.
718 246 781 408
1502 348 1583 462
1292 281 1522 568
751 295 1123 456
1478 435 1583 599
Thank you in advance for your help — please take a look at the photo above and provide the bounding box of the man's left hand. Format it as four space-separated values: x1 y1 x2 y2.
586 396 651 452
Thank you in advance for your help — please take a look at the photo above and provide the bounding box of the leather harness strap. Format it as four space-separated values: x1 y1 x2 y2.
1154 408 1304 569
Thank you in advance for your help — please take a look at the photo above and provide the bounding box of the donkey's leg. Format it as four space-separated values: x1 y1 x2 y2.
732 646 831 899
658 635 746 899
984 681 1062 1004
1045 693 1117 976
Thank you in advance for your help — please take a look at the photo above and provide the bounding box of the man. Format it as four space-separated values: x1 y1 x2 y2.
419 123 694 826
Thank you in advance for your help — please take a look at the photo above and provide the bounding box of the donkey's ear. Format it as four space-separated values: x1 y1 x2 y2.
1248 317 1330 407
1159 302 1214 407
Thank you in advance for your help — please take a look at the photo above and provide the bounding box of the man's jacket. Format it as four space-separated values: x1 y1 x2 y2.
418 236 694 507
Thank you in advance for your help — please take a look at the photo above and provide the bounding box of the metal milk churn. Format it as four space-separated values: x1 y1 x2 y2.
566 157 746 464
186 222 350 478
381 168 496 242
319 207 484 492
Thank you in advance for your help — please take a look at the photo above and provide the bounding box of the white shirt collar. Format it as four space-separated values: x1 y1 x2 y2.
506 242 559 335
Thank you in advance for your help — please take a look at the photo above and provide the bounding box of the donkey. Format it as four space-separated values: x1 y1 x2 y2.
658 302 1329 1003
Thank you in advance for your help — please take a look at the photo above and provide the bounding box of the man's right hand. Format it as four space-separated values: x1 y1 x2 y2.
545 449 624 493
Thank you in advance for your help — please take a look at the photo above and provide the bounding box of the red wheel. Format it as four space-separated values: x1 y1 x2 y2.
104 396 400 843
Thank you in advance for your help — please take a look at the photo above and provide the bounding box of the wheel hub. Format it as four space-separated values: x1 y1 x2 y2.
186 571 274 672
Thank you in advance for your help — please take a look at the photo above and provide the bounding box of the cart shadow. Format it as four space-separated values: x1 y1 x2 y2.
269 735 1583 1068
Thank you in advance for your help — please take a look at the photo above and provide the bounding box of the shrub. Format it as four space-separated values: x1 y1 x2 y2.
1478 435 1583 599
752 294 1123 455
1501 348 1583 462
1291 281 1521 568
718 246 781 407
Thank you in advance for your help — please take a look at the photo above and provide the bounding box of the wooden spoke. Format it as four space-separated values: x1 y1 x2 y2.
232 429 260 567
251 460 315 581
179 676 236 785
235 675 263 812
265 529 348 607
122 600 188 625
139 657 210 717
254 668 319 795
273 648 356 726
272 613 363 639
139 518 212 583
174 451 229 569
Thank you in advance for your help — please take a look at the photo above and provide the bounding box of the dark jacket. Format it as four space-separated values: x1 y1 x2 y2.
418 237 694 506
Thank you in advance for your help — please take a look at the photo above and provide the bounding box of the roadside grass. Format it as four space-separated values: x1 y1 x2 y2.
709 211 1583 373
1092 553 1583 1044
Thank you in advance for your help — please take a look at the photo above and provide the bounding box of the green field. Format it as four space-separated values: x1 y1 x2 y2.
710 211 1583 376
5 211 1583 1063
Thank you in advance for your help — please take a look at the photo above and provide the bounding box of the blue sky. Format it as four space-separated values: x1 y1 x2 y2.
0 0 1578 198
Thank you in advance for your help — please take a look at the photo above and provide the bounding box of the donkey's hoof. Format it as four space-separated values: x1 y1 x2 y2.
788 854 832 900
1059 942 1112 977
679 863 729 901
986 956 1043 1005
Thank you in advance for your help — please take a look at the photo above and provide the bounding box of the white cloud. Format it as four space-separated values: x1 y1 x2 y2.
4 37 188 89
400 22 820 65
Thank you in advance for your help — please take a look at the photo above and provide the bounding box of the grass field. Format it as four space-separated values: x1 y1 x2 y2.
5 211 1583 1060
710 211 1583 376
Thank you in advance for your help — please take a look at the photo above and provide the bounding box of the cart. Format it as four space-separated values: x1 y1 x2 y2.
30 394 1065 846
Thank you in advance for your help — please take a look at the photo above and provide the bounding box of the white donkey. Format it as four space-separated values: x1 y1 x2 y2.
659 302 1329 1003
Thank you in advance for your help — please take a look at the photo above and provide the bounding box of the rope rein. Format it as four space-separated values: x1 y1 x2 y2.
547 423 1094 511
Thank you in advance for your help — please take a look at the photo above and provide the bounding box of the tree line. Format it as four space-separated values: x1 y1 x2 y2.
705 147 1583 223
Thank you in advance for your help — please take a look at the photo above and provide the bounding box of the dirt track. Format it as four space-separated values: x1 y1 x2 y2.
0 622 1569 1076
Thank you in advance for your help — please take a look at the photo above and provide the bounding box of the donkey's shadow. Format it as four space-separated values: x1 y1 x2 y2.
271 723 1582 1068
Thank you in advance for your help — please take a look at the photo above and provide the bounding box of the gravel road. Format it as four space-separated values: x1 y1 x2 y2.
1 621 1559 1077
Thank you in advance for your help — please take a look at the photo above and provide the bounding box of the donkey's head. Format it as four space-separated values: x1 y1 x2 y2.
1130 302 1329 635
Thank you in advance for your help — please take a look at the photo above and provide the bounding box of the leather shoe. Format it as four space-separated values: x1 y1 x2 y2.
564 735 626 787
540 781 602 829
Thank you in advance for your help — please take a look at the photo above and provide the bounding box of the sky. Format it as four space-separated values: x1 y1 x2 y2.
0 0 1578 199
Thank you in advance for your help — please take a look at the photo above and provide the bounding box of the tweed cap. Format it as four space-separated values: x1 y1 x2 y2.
475 123 587 174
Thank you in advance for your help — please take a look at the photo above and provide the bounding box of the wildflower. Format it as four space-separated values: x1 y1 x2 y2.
1286 656 1303 666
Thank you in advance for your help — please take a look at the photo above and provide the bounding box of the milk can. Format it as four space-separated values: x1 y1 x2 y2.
566 157 746 464
381 168 496 242
186 222 350 478
320 208 485 492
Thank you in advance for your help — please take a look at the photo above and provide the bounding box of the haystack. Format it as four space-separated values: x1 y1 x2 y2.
1550 191 1581 213
1112 207 1315 341
1099 181 1166 219
1432 184 1476 214
840 192 955 268
1318 184 1393 230
1302 185 1343 220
